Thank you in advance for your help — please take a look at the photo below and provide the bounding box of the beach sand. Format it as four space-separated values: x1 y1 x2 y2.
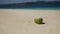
0 9 60 34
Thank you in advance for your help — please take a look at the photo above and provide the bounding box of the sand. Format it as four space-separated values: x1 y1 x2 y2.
0 9 60 34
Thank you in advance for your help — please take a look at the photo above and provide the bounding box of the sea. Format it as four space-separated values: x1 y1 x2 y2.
0 4 60 10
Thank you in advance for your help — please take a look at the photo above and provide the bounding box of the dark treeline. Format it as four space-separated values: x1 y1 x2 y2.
0 1 60 5
0 1 60 8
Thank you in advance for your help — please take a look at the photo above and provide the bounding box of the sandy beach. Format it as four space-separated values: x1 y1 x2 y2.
0 9 60 34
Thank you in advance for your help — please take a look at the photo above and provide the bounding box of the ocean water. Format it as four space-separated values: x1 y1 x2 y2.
0 4 60 10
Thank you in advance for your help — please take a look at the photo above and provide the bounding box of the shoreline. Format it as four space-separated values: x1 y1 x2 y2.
0 9 60 34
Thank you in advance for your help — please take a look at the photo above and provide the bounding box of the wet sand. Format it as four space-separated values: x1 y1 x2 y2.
0 9 60 34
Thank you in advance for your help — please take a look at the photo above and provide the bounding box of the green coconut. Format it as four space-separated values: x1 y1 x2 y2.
34 18 43 24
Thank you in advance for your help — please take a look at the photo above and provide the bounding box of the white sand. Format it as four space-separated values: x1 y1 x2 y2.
0 9 60 34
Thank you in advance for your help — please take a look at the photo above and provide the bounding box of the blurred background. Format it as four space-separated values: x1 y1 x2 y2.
0 0 60 4
0 0 60 9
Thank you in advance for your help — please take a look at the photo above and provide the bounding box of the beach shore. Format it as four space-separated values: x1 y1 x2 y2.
0 9 60 34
